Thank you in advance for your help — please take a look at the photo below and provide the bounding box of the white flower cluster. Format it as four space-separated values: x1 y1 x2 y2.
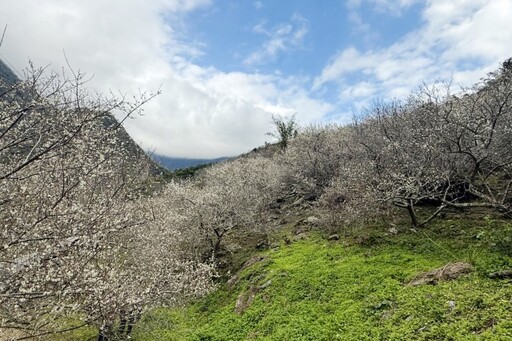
0 66 212 339
280 61 512 228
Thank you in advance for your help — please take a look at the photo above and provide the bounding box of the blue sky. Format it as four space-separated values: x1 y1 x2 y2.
180 0 425 109
189 1 421 75
1 0 512 158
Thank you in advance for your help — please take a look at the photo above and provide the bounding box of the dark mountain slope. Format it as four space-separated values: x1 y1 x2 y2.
152 155 230 171
0 58 165 176
0 58 17 87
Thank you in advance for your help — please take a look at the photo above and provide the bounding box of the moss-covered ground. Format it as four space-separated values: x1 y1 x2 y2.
131 216 512 340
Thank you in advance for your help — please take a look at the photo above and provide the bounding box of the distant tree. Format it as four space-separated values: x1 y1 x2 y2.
266 114 299 149
158 156 283 262
279 124 350 198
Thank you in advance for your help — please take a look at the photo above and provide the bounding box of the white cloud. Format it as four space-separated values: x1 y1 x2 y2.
344 0 420 45
341 81 377 100
315 0 512 111
244 13 309 66
253 1 263 10
0 0 330 158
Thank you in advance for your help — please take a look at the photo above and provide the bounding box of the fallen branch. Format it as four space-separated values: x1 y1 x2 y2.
488 270 512 279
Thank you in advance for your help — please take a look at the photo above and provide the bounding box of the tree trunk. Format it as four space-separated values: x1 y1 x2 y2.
97 324 111 341
117 316 127 335
406 201 418 227
126 309 141 336
211 228 224 260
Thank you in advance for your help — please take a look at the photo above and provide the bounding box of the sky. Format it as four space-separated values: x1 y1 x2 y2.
1 0 511 158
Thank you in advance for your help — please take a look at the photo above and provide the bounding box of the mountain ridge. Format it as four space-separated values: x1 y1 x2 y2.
151 155 230 171
0 59 166 176
0 58 18 87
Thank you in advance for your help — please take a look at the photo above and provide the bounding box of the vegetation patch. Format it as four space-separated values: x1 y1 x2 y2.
132 218 512 340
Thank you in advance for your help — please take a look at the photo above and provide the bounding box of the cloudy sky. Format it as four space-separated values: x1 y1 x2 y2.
1 0 511 158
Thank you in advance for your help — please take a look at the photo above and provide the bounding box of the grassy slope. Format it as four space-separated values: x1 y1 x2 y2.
132 216 512 340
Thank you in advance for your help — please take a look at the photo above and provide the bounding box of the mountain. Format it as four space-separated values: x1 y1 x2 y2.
0 58 166 176
100 115 167 176
0 58 18 87
152 155 230 170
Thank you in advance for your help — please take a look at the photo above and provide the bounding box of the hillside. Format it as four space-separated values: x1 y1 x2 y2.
131 215 512 340
3 58 512 340
130 59 512 340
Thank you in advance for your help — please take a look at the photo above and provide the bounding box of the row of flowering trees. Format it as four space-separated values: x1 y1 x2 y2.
0 67 214 340
278 59 512 227
1 64 287 340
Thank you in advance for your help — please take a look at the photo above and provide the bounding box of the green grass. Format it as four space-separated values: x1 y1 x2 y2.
132 217 512 340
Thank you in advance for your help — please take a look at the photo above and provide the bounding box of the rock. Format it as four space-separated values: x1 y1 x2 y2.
259 280 272 290
234 286 258 314
227 275 240 288
447 300 456 311
408 262 473 286
292 233 308 242
410 276 437 286
328 234 340 241
388 227 398 235
306 216 320 225
242 256 266 270
437 262 473 280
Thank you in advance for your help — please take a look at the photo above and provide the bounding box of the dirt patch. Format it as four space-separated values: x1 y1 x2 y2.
234 285 259 315
408 262 473 286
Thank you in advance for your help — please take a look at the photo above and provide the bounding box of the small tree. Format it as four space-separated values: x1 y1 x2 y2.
158 156 283 262
278 124 350 198
266 114 299 149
